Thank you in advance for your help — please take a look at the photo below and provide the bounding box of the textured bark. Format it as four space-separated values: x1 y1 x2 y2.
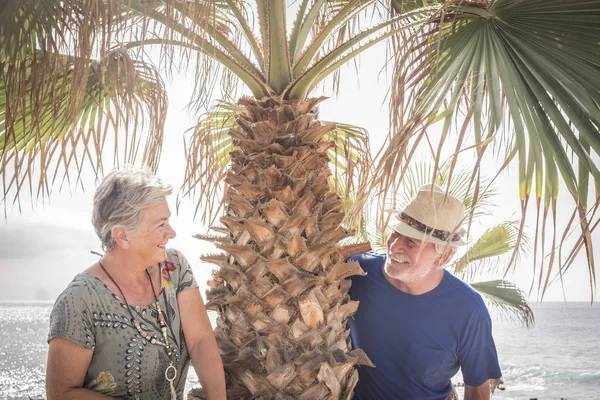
189 97 372 400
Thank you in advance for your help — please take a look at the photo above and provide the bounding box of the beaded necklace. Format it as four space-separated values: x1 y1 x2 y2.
99 261 178 400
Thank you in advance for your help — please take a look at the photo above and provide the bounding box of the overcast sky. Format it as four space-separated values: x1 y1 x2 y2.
0 42 596 303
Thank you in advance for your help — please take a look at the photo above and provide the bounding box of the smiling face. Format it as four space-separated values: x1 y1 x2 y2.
384 230 448 287
126 197 176 267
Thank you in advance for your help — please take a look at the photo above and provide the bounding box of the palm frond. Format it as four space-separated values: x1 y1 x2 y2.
222 0 264 67
452 221 528 281
403 160 496 216
0 0 71 60
0 49 166 207
390 0 444 15
287 6 436 99
395 0 600 295
368 157 499 240
293 0 367 76
265 0 291 93
289 0 325 64
1 0 142 128
470 280 534 328
179 101 239 224
124 1 270 100
325 122 372 231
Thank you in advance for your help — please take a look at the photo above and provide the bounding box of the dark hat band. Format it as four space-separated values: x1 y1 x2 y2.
397 212 462 242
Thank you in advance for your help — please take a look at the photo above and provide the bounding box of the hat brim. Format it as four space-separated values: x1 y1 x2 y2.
389 220 467 247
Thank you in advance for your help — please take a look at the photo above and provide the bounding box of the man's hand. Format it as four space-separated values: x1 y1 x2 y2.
207 276 224 289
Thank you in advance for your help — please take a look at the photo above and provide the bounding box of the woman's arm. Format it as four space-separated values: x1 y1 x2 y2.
178 287 227 400
46 338 114 400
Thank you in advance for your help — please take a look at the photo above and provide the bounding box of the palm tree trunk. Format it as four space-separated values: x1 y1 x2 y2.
190 96 372 399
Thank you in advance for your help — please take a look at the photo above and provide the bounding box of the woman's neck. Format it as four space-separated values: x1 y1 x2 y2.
100 250 156 287
91 250 161 306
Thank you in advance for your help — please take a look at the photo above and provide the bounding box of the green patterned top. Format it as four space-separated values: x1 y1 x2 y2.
48 249 199 399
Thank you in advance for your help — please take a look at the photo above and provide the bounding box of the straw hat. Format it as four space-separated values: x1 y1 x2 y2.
389 184 467 246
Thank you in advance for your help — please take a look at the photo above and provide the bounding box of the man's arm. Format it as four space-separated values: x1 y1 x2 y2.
464 380 490 400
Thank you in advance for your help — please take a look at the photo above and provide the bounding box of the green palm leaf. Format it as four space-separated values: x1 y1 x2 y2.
470 280 534 327
180 101 239 222
1 0 66 60
387 0 600 295
452 222 525 278
326 122 372 230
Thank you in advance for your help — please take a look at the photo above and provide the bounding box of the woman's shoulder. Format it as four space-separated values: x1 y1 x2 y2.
164 248 191 274
166 248 186 263
50 274 98 322
48 273 98 348
55 273 98 302
163 248 198 293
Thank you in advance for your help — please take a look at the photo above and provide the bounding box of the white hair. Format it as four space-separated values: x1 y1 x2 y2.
91 166 172 252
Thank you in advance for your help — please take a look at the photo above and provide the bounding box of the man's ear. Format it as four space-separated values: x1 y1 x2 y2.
112 226 130 250
436 246 455 266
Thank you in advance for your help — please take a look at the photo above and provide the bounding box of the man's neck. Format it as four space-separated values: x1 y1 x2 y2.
383 268 445 295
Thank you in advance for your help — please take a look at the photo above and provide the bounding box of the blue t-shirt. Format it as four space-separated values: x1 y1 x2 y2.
348 252 501 400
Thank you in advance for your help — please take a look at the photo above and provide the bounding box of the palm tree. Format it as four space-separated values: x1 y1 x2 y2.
1 0 599 398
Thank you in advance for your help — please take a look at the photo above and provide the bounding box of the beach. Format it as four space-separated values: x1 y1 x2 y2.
1 301 598 399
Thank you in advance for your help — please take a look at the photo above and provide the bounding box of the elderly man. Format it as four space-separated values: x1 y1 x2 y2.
348 185 501 399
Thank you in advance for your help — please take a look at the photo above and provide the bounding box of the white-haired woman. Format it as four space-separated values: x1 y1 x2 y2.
46 167 226 400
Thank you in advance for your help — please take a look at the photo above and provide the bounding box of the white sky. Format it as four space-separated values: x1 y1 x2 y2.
0 42 597 303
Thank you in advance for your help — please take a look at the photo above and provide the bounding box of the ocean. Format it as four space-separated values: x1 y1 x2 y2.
1 302 598 399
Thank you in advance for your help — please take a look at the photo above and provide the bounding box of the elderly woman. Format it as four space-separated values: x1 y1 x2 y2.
46 167 226 400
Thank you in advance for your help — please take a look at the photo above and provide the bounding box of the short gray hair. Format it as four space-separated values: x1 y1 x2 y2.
92 166 173 252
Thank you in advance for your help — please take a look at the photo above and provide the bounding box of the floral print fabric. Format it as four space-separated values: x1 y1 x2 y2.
48 249 199 399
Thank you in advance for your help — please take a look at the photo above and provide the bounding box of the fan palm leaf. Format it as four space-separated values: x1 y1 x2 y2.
380 0 600 298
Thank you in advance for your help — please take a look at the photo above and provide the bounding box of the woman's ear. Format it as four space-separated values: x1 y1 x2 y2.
112 226 130 250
